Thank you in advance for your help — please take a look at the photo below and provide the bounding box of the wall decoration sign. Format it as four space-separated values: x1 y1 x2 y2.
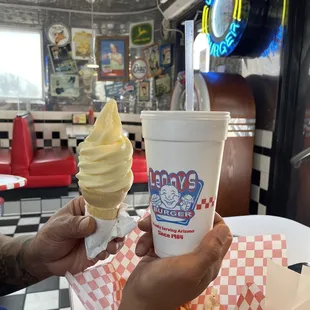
203 0 285 58
104 82 124 98
71 28 93 60
143 44 161 78
79 67 95 94
47 23 70 46
96 36 129 82
50 74 79 97
121 82 137 96
130 20 154 48
139 81 150 101
155 73 171 96
160 44 172 67
72 113 87 125
131 58 148 80
48 44 77 74
203 0 247 57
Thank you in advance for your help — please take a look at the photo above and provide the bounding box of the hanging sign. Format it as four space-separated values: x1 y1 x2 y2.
130 20 154 48
203 0 248 57
104 82 124 98
203 0 285 58
47 23 70 46
131 58 148 80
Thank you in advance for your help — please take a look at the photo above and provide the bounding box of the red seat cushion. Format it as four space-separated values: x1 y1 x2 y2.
132 151 147 184
25 175 72 188
132 151 147 173
0 149 11 174
30 148 76 177
133 172 148 184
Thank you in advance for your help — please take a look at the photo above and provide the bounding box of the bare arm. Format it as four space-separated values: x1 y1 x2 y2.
0 235 48 296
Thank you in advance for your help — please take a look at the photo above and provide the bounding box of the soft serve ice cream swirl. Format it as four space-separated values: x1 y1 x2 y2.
77 99 133 193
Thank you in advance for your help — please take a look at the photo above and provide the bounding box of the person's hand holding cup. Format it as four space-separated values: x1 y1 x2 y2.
119 213 232 310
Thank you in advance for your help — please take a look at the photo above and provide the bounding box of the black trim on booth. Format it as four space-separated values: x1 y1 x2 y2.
0 187 69 202
0 119 142 126
128 183 148 195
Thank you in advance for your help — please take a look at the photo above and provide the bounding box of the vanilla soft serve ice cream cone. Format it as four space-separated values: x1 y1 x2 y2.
77 99 133 220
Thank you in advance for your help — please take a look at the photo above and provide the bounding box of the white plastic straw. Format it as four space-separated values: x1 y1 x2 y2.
185 20 195 111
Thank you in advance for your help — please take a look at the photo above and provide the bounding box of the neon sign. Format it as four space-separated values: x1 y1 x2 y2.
202 0 247 57
207 21 245 57
261 0 286 58
261 26 284 58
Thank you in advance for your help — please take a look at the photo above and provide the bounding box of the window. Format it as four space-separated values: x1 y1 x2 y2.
0 28 44 100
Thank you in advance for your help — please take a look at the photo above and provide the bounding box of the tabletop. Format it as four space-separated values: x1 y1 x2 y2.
0 174 27 191
69 215 310 309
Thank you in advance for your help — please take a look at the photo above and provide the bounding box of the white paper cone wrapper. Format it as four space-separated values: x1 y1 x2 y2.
85 203 137 260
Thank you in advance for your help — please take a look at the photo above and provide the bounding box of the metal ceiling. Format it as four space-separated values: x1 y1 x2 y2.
0 0 159 13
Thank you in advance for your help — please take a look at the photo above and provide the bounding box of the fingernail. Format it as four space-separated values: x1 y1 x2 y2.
116 242 124 251
216 225 230 244
79 217 91 231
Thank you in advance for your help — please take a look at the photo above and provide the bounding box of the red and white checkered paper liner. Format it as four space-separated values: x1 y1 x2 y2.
0 174 27 191
235 282 265 310
67 227 287 310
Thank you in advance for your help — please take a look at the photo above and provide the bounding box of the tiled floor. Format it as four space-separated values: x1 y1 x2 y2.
0 191 149 310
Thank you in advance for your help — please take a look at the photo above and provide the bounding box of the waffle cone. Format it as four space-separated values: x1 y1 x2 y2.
81 187 128 220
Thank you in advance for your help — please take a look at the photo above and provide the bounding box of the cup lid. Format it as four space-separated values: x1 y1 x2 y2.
141 111 230 121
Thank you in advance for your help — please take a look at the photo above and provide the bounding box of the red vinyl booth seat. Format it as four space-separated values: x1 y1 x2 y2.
30 148 76 176
0 149 11 174
11 113 76 188
132 151 147 184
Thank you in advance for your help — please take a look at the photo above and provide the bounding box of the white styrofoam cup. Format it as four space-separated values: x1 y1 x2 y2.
141 111 230 258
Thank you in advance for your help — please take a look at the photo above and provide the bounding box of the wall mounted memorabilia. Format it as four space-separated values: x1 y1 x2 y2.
139 81 150 101
160 44 172 67
47 23 70 46
96 36 129 82
203 0 284 58
104 82 124 98
79 66 96 94
50 74 79 97
130 20 154 48
72 113 87 124
121 82 137 97
48 44 77 74
143 44 161 78
131 58 148 80
71 28 93 60
155 73 171 96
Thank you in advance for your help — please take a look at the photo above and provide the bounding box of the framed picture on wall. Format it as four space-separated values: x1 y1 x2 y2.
155 73 171 96
160 44 172 67
71 28 93 60
48 43 77 74
139 81 150 101
143 44 162 78
96 36 129 82
50 74 79 97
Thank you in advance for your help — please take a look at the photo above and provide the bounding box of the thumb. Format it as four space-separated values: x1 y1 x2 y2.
193 224 232 276
66 216 97 239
